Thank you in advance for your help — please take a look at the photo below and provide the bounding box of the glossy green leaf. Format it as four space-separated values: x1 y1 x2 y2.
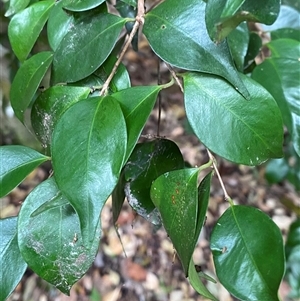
52 96 127 245
93 54 131 93
112 169 126 224
205 0 280 42
211 205 285 301
194 172 213 244
0 145 50 198
262 5 300 31
244 32 262 68
31 86 90 151
112 85 161 161
143 0 249 99
150 168 200 275
10 51 53 122
47 0 75 51
52 13 126 83
62 0 105 12
252 39 300 157
124 139 185 225
18 178 101 294
5 0 30 17
285 219 300 298
188 260 218 301
271 28 300 41
183 72 284 165
0 217 27 301
227 22 249 71
8 1 55 62
265 158 289 184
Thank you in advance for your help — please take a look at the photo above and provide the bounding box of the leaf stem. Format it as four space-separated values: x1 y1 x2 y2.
207 149 233 205
166 64 184 93
100 0 145 96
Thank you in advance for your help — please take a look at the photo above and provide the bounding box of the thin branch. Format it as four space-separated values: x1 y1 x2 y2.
165 63 183 93
207 149 233 204
100 0 145 96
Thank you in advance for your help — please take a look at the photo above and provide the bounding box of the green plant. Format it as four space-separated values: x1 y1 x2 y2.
1 0 299 300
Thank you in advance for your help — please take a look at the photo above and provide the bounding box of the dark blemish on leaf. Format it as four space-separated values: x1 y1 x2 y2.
161 24 166 30
172 195 176 204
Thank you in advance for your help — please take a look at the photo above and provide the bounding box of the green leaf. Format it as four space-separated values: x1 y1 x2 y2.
205 0 280 42
4 0 30 17
271 28 300 41
112 85 161 161
10 51 53 122
183 72 283 165
188 260 218 301
93 54 131 93
285 219 300 298
211 205 285 301
0 145 50 198
143 0 250 99
52 13 126 83
52 96 127 246
252 39 300 157
0 217 27 301
112 169 126 224
227 22 249 71
124 139 185 225
18 178 101 294
47 0 75 51
244 32 262 68
262 5 300 31
265 158 289 184
150 168 199 275
31 86 90 151
8 0 55 62
62 0 106 12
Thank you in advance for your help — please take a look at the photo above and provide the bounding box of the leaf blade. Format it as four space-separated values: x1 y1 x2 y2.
0 217 27 301
143 0 249 99
10 51 53 122
211 205 285 301
52 96 127 245
183 72 284 165
0 145 50 198
8 0 55 62
52 13 126 83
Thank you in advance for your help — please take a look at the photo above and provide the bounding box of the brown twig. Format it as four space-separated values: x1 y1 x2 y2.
100 0 145 96
165 64 184 93
207 149 233 203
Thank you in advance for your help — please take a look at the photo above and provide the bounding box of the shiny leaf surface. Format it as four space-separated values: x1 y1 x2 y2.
143 0 249 99
252 39 300 156
0 145 50 198
112 86 161 161
47 0 75 51
8 1 55 62
18 178 101 294
124 139 185 224
10 51 53 122
0 217 27 301
52 96 127 245
184 72 283 165
150 168 199 275
205 0 280 42
62 0 105 12
31 86 90 151
52 13 126 83
211 205 285 301
188 260 218 301
227 22 249 71
5 0 30 17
